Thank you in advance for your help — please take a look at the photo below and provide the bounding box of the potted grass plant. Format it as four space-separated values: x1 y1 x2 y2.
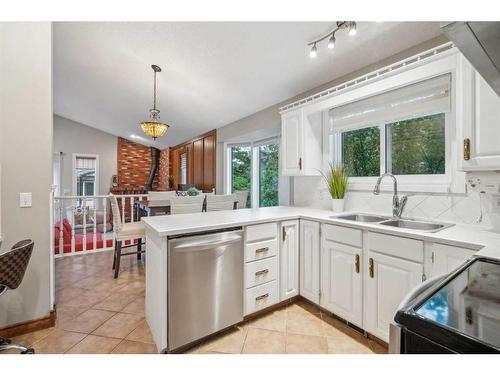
321 163 349 212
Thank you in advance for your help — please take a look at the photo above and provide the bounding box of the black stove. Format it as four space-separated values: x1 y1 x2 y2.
395 257 500 354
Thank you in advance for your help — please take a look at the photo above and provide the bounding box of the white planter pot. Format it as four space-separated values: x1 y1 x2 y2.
331 198 345 213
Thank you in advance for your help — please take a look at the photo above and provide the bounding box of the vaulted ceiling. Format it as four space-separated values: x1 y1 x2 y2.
53 22 442 147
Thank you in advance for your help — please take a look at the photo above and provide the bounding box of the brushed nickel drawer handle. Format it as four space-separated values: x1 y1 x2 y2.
255 293 269 301
255 247 269 254
255 269 269 276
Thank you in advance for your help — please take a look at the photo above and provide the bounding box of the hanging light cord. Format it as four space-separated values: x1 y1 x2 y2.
153 69 157 111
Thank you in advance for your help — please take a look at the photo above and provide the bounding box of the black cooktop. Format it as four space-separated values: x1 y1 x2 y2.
395 258 500 353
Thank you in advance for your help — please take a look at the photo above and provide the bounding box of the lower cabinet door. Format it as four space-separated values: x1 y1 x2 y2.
427 243 475 278
280 220 299 300
320 238 362 326
364 251 423 342
299 220 320 304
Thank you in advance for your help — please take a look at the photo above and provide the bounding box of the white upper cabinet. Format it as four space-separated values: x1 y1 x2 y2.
280 108 322 176
364 251 423 342
299 220 320 304
280 220 299 300
461 63 500 170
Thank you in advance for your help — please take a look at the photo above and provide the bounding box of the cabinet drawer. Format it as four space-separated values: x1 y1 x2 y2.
368 232 423 263
245 257 278 289
244 280 279 316
245 223 277 243
323 224 362 248
244 239 278 262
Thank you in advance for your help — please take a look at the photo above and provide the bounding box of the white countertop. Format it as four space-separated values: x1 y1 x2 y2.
141 206 500 260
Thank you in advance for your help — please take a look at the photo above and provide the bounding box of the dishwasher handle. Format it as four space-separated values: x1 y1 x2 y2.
172 233 243 252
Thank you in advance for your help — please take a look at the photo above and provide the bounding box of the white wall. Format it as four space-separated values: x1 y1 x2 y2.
53 115 117 195
215 35 449 194
0 22 53 326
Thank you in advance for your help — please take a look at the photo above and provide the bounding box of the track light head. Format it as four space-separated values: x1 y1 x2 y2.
348 22 357 36
310 43 318 58
327 34 336 49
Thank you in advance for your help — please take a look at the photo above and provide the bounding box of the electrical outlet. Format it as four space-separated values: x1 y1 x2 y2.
19 192 32 207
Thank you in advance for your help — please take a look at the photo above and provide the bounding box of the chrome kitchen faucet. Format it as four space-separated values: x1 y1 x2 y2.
373 173 408 218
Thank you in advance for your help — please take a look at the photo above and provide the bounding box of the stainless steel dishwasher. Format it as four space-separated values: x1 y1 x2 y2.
167 227 244 351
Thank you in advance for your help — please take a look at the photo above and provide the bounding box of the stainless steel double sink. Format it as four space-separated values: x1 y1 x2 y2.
330 213 454 233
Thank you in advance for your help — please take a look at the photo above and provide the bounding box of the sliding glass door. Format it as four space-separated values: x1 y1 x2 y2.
227 138 279 208
230 145 252 208
258 143 279 207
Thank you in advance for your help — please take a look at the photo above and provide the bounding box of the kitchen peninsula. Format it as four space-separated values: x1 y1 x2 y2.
142 206 500 353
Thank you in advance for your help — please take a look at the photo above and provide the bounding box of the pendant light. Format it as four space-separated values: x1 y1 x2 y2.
140 64 170 140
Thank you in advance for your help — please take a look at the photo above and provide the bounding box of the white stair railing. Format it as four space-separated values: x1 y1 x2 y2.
52 194 148 258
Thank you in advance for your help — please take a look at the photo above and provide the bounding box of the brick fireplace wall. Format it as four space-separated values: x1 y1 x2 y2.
157 147 170 190
114 137 159 192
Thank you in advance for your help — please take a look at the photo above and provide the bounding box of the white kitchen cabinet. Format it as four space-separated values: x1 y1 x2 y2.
280 108 322 176
299 220 320 304
461 66 500 170
280 220 299 300
364 251 423 342
426 243 475 278
321 237 363 326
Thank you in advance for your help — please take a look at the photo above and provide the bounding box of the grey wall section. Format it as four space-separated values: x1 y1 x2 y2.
53 115 118 195
216 35 449 193
0 23 53 326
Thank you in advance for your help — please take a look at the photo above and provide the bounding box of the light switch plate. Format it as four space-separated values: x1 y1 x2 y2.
19 192 32 207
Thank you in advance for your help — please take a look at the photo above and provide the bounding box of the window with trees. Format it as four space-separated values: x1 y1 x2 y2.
227 139 280 208
331 74 450 189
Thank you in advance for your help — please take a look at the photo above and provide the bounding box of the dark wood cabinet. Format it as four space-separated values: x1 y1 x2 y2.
169 129 216 191
193 138 204 188
202 133 215 191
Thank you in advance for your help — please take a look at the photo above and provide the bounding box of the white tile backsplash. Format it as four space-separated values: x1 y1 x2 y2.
293 176 500 230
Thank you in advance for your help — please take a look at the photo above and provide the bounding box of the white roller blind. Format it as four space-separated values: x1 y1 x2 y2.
75 156 96 169
329 74 451 130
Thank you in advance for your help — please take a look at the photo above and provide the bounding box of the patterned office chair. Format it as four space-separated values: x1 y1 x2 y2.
0 240 35 354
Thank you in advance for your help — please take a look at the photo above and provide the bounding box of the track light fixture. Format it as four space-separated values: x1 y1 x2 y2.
327 34 336 49
308 21 357 58
310 43 318 58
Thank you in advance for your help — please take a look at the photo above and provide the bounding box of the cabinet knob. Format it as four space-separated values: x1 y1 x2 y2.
355 254 360 273
298 157 302 170
368 258 374 278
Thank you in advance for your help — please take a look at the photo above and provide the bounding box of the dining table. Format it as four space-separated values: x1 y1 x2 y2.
134 198 239 219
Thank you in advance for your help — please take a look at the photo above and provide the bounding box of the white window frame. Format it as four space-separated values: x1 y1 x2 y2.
300 51 469 194
332 110 452 192
72 153 99 196
224 137 281 208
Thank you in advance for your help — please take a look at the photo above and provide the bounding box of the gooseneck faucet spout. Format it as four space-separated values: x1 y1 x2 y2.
373 173 407 218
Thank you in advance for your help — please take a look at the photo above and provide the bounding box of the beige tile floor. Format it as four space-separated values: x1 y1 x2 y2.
4 250 387 354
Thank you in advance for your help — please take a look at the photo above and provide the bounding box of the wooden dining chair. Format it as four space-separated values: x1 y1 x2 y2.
169 195 204 214
109 194 146 278
206 194 237 212
234 191 249 209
